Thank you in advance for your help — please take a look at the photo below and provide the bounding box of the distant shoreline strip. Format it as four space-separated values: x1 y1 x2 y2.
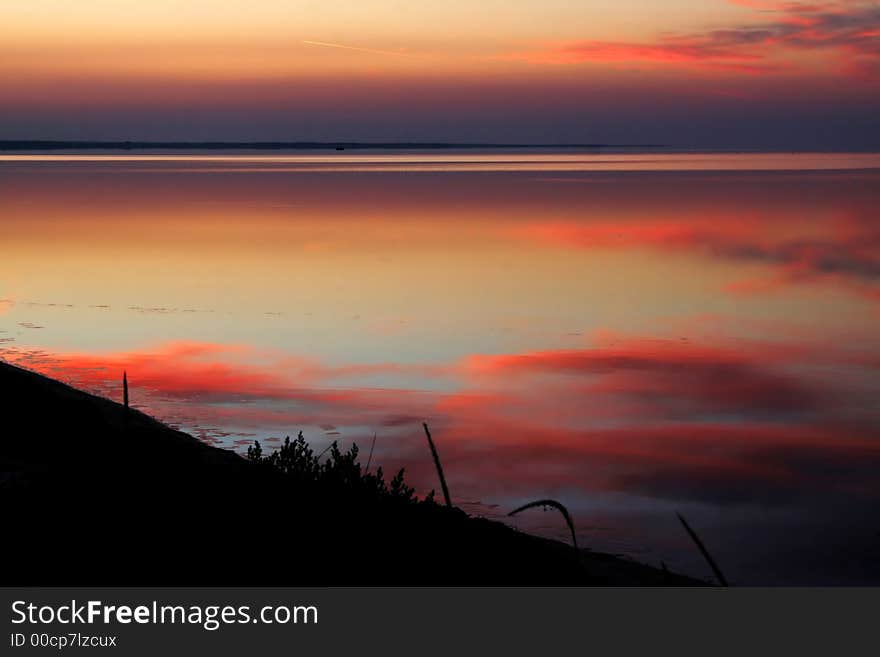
0 141 664 152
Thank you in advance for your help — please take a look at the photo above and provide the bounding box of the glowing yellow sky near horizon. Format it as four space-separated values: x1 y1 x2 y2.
0 0 770 79
2 1 747 44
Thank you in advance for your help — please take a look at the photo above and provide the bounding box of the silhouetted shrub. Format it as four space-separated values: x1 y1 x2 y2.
246 432 426 506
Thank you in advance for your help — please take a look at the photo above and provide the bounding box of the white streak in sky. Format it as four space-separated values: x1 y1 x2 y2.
302 40 413 57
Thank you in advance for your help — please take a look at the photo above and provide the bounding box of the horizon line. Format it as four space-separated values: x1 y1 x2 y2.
0 140 668 152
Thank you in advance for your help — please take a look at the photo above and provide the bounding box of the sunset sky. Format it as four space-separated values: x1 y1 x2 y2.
2 0 879 148
2 3 880 584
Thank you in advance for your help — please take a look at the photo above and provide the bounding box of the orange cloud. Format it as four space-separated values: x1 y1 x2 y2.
505 38 772 73
0 341 439 439
463 336 837 420
516 216 880 302
506 0 880 78
3 329 878 512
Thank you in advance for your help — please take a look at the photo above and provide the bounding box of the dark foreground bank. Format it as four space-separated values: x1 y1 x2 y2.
0 360 702 585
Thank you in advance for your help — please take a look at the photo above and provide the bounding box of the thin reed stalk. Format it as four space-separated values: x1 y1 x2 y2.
123 371 129 411
365 433 377 474
422 422 451 507
676 512 729 586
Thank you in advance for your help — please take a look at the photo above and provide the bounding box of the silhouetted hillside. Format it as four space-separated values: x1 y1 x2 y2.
0 360 701 585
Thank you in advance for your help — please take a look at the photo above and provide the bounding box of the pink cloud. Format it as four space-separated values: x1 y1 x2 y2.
3 329 878 509
515 218 880 302
505 0 880 78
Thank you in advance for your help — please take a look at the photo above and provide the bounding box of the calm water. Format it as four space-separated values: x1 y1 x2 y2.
2 152 879 584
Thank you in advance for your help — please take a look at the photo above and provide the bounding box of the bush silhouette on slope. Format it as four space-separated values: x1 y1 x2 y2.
246 432 432 507
0 360 703 586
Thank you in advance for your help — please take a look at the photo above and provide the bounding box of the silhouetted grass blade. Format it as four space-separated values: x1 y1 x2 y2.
509 499 578 551
422 422 452 507
676 512 729 586
365 432 377 474
123 370 129 410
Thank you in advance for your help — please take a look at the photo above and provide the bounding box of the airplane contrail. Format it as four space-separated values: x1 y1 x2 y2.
302 40 414 57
